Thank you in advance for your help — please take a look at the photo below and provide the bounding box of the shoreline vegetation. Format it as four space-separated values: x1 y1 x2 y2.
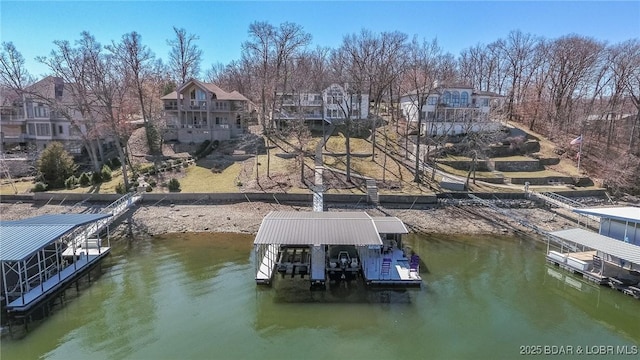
0 199 580 240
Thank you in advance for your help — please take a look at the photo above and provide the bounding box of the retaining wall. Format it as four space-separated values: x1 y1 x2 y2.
1 188 605 206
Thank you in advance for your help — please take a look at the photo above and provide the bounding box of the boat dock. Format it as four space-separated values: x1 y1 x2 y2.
546 228 640 299
253 211 422 289
1 192 143 334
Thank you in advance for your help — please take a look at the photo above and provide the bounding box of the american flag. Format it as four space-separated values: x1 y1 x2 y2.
570 135 582 145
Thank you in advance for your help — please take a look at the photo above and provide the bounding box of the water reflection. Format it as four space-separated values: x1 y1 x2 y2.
2 232 638 360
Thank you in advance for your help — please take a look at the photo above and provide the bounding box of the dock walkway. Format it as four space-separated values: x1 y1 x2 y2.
7 251 110 312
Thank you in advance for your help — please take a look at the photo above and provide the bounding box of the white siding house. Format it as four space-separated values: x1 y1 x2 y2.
272 83 369 127
400 83 502 136
0 76 109 154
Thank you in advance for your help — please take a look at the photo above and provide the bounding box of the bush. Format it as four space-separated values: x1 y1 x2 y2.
115 182 126 194
101 164 112 181
79 172 91 187
149 180 157 187
91 171 103 184
65 176 77 189
168 178 181 192
145 185 153 192
32 182 47 192
36 142 77 189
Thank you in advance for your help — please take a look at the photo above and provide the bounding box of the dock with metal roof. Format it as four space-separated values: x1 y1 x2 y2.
1 213 113 314
253 211 422 288
546 227 640 299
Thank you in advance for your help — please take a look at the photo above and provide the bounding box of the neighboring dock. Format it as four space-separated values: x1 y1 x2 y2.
545 206 640 300
0 192 142 335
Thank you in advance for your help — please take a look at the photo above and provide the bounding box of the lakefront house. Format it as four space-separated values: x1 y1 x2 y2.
0 76 107 154
271 83 370 130
161 79 252 144
399 82 502 137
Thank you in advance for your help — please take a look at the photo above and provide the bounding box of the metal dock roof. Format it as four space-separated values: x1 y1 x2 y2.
254 211 385 246
573 207 640 223
549 228 640 266
372 217 409 234
0 214 111 262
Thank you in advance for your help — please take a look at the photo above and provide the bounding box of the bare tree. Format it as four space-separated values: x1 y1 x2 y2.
36 33 107 171
108 32 159 153
369 31 408 157
608 39 640 153
242 21 275 132
546 35 604 138
402 36 443 183
0 42 33 90
495 30 539 121
167 27 203 85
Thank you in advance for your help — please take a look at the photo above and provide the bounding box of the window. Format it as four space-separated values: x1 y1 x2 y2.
460 92 469 107
59 125 64 134
427 96 437 105
36 123 51 136
236 115 242 127
443 91 451 106
55 83 64 98
481 98 489 107
452 91 460 107
34 104 48 118
28 123 36 135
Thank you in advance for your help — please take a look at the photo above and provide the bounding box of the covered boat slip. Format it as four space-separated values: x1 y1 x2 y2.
547 228 640 298
0 214 112 313
253 211 422 287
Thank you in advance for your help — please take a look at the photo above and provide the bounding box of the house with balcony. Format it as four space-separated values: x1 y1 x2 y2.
271 83 369 130
0 77 101 155
161 79 252 144
400 82 503 137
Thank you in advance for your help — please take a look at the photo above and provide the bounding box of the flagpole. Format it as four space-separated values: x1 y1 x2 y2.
577 133 583 174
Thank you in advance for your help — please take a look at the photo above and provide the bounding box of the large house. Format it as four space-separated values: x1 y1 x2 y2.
0 76 107 155
161 79 252 143
271 83 369 129
400 82 502 136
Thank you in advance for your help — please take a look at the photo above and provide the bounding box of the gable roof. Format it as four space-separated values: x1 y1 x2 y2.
164 79 249 101
0 214 111 262
254 211 386 246
573 207 640 224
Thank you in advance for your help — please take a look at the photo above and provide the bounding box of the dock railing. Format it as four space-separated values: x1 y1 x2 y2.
63 192 143 251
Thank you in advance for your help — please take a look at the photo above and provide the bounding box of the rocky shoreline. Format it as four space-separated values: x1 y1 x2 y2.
0 199 578 240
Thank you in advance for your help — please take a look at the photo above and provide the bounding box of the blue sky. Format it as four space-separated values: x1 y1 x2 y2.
2 1 639 78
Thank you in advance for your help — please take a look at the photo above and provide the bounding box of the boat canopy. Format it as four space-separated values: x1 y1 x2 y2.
254 211 392 246
550 228 640 266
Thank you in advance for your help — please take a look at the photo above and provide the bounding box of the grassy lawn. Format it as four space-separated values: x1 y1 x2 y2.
435 162 500 178
0 179 35 195
179 162 243 193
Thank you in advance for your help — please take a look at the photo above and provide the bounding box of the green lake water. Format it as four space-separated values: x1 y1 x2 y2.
1 232 638 360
